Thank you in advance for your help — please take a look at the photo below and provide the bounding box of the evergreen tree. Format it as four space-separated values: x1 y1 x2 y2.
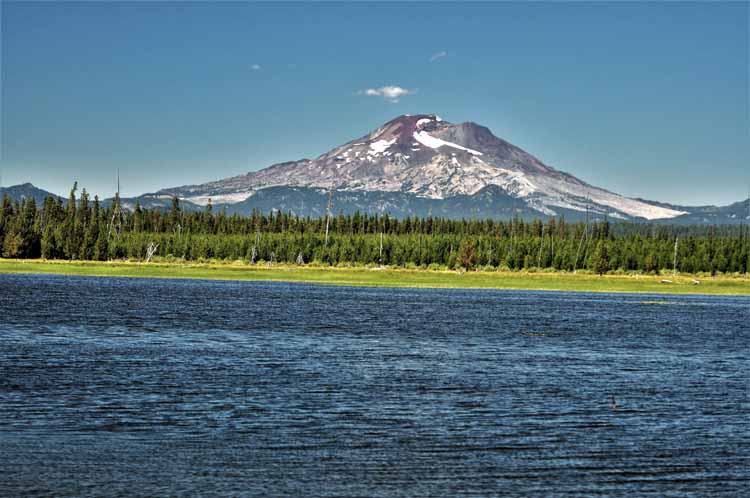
457 239 478 270
592 241 610 276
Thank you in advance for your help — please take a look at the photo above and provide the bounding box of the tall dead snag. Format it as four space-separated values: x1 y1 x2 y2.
108 169 124 240
145 242 159 263
324 189 334 247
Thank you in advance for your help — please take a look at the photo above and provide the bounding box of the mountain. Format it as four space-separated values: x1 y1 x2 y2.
104 195 203 213
0 182 204 213
0 183 62 205
153 114 693 221
5 114 748 224
666 199 750 225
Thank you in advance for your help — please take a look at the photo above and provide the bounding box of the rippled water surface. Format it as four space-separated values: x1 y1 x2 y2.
1 274 748 496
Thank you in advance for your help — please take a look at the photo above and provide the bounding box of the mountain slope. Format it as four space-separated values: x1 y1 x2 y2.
0 183 62 204
157 114 687 221
666 199 750 225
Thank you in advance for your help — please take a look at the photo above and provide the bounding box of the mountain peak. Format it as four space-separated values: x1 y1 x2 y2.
157 114 689 221
390 113 443 122
368 114 445 144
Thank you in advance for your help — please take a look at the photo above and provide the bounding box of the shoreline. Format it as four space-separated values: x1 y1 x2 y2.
1 259 748 296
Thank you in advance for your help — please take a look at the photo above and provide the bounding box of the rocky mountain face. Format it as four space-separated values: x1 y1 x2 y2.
153 114 690 221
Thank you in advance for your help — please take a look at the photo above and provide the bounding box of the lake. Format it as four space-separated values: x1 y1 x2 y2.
1 274 748 496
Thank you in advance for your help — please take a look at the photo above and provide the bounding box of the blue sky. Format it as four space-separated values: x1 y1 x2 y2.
1 1 747 205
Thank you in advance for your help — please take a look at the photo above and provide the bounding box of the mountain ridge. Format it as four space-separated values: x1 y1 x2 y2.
0 183 64 205
3 183 747 225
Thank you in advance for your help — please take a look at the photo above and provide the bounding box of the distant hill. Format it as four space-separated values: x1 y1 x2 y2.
0 183 62 205
0 183 203 212
102 194 203 213
665 199 750 225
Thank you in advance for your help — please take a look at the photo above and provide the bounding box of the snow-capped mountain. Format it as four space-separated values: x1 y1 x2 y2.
4 114 744 222
154 114 690 220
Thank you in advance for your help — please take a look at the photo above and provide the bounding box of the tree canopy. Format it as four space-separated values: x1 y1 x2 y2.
1 186 748 275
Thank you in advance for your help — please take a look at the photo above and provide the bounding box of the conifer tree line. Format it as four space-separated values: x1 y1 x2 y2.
1 184 749 275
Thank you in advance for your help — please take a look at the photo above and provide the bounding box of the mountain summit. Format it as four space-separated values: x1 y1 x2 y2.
157 114 686 220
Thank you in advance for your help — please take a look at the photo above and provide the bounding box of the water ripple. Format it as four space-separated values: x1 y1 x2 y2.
0 274 748 497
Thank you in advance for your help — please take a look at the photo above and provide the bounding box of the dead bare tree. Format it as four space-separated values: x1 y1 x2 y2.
145 242 159 263
537 223 545 268
551 232 555 264
324 189 334 247
250 231 260 264
573 196 590 273
379 230 384 266
108 169 124 240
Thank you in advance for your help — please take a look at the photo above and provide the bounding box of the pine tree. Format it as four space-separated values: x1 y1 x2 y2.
592 240 610 276
457 238 478 270
0 195 11 244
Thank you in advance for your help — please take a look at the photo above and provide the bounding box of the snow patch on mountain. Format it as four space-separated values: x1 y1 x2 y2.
186 191 255 206
369 138 396 154
413 131 483 156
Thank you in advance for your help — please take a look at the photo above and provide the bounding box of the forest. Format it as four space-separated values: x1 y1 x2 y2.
1 184 748 275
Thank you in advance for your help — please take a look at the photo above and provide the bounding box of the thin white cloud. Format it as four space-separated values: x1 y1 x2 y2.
251 64 261 70
429 51 447 62
358 85 415 103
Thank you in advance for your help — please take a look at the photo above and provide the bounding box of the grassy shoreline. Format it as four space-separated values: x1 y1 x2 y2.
1 259 748 295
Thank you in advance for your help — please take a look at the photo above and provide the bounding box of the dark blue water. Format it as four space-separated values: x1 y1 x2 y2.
0 274 748 497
